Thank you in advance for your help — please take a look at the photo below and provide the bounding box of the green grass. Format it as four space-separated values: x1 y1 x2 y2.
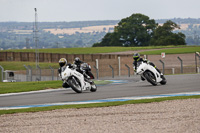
0 80 112 94
1 46 199 55
1 46 186 54
0 95 199 115
0 61 59 70
0 69 2 82
0 80 62 94
140 46 200 55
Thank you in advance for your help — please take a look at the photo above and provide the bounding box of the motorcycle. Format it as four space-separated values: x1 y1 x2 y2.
80 63 95 79
135 62 167 86
61 65 97 93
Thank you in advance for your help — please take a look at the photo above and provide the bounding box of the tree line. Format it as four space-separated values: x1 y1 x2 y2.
93 14 186 47
1 17 200 50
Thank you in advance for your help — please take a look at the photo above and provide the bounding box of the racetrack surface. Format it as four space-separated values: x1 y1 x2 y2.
0 74 200 107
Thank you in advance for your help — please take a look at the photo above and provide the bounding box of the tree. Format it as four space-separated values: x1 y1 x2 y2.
99 33 114 46
115 13 157 46
150 20 186 45
93 13 158 47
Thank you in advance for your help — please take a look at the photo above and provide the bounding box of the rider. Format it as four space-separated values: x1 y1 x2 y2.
58 58 87 90
58 58 73 88
58 58 73 76
73 57 91 80
133 53 163 80
73 57 83 72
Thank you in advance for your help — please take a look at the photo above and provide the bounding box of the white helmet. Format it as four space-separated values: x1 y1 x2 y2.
59 58 67 67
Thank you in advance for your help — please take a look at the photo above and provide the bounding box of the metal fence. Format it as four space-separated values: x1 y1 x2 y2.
0 65 60 82
0 53 200 82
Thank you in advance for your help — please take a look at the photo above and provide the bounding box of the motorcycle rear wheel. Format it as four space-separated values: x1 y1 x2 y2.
90 82 97 92
160 75 167 85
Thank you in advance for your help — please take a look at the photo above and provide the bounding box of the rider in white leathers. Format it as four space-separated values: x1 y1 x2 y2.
58 58 86 90
133 53 163 80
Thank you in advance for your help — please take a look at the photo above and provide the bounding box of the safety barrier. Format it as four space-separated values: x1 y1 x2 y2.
1 52 200 81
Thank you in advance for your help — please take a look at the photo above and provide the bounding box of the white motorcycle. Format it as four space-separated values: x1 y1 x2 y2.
61 66 97 93
135 62 167 86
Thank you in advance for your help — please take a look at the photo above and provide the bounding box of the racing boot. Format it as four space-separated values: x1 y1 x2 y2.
83 72 90 79
83 72 93 84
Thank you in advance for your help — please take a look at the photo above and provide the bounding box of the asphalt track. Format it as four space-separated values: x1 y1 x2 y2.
0 74 200 108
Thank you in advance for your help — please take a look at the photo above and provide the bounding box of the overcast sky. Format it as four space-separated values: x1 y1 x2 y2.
0 0 199 22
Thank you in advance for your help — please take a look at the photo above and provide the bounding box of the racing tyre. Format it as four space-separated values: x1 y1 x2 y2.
144 71 157 86
68 77 82 93
90 82 97 92
160 75 167 85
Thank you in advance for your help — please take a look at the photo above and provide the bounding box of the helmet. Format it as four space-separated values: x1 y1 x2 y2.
133 53 140 60
59 58 67 67
74 57 80 63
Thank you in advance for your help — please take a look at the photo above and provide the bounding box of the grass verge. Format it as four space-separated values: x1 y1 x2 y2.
1 46 190 54
0 61 59 70
140 46 200 55
0 95 199 115
0 80 112 94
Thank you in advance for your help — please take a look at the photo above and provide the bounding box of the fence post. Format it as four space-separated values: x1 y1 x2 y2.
96 59 99 69
109 65 114 78
24 65 29 81
0 65 4 82
177 56 183 74
49 66 54 80
159 60 165 74
27 65 33 81
93 66 99 79
118 57 121 76
195 52 200 73
36 65 41 81
172 68 175 75
125 64 130 77
195 52 197 73
144 55 148 59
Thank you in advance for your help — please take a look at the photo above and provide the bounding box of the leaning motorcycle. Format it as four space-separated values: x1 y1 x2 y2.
61 66 97 93
135 62 167 86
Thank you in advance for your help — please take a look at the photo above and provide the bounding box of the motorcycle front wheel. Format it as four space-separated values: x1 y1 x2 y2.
68 77 82 93
144 71 157 86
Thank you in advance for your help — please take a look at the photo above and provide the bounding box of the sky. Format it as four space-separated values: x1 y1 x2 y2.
0 0 200 22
